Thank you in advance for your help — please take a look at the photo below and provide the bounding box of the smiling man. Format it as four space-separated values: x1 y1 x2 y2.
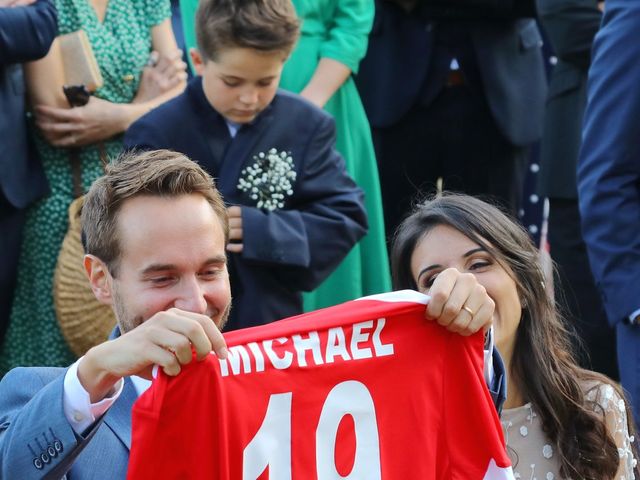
0 150 231 478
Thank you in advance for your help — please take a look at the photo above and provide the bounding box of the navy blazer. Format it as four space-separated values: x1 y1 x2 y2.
124 78 368 330
578 0 640 326
0 0 56 209
537 0 601 199
356 0 547 146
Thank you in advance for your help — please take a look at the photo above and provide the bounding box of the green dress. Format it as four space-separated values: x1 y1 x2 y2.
0 0 171 374
180 0 391 311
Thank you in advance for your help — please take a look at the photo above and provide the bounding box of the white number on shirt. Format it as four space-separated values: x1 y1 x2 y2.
243 381 381 479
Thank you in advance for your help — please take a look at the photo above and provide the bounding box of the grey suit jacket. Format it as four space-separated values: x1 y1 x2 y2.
0 367 137 479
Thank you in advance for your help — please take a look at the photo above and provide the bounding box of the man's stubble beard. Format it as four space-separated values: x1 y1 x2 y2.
112 286 232 335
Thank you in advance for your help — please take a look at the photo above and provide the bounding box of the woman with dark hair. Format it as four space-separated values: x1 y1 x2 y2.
392 193 637 480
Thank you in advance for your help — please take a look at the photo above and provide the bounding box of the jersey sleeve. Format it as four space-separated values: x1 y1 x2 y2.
442 331 514 480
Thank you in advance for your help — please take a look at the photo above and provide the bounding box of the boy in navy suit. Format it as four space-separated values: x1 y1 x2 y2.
124 0 367 331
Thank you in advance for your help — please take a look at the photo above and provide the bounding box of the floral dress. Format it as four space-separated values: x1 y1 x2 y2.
0 0 171 373
501 382 637 479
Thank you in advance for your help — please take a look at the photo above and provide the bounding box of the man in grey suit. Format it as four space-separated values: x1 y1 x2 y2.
0 0 57 335
0 150 231 479
0 149 504 479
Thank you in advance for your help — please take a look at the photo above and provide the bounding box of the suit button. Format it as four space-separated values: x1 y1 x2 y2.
47 445 57 458
54 439 64 453
33 457 43 469
41 451 51 464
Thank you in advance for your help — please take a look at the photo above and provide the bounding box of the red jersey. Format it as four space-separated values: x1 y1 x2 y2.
128 291 514 479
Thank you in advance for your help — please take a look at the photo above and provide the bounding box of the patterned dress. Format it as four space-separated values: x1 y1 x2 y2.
501 382 637 479
0 0 171 374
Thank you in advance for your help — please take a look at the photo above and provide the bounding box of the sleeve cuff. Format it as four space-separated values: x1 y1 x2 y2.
63 358 124 435
628 307 640 324
483 327 495 387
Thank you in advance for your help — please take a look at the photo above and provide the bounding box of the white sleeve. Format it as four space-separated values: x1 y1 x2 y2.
483 327 495 387
62 358 124 434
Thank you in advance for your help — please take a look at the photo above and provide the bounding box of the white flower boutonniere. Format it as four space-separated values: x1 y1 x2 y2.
237 148 297 211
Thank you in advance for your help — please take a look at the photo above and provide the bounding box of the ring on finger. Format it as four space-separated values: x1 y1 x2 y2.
462 305 475 317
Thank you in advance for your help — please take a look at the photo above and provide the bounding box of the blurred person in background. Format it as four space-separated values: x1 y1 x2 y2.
579 0 640 425
277 0 392 311
0 0 187 374
0 0 57 340
357 0 547 237
536 0 617 380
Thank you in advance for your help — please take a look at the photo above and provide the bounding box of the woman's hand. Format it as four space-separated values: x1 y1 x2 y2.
425 268 495 336
133 50 187 104
34 96 128 147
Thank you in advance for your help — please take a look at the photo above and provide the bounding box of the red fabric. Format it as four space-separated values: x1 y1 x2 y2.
128 292 513 479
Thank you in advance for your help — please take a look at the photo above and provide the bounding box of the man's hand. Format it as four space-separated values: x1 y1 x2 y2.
227 206 243 253
425 268 495 336
77 308 228 403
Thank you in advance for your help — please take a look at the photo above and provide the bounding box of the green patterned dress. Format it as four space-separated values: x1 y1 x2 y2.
180 0 391 311
0 0 171 374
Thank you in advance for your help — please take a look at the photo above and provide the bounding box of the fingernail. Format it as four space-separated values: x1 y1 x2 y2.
216 346 228 359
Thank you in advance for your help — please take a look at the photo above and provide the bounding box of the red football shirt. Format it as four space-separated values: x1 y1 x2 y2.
128 291 514 479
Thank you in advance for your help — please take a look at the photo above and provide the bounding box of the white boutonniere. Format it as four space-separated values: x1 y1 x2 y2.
237 148 297 211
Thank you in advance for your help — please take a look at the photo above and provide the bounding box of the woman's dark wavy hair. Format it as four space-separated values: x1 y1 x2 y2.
391 192 637 479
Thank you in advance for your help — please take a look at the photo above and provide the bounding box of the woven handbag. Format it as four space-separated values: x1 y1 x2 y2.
53 194 116 356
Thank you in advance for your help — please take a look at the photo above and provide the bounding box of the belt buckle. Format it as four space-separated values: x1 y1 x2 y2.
445 69 465 87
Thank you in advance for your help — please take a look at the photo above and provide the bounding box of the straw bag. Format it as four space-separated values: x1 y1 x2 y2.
53 194 116 357
51 30 115 356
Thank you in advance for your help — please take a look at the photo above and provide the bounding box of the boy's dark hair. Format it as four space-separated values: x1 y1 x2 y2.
195 0 300 61
81 149 229 276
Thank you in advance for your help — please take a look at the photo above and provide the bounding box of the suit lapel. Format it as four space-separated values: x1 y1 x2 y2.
203 114 232 175
187 77 231 175
217 103 276 201
103 377 137 451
